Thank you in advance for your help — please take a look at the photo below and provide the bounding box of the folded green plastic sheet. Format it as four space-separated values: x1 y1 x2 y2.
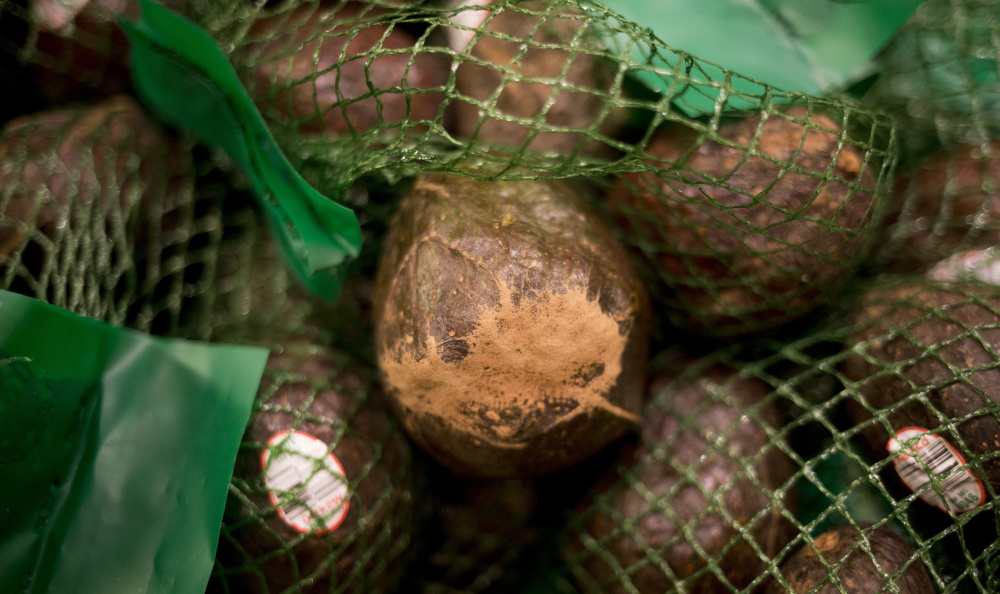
0 290 268 594
122 0 363 303
600 0 925 115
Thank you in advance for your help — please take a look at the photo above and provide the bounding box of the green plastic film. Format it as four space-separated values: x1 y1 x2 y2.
0 290 268 594
121 0 363 301
600 0 924 115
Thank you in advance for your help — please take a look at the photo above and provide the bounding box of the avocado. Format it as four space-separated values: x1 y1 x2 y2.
238 2 450 137
765 524 934 593
450 1 622 157
844 278 1000 513
215 340 416 593
608 107 878 336
374 173 649 477
0 95 193 308
571 363 796 593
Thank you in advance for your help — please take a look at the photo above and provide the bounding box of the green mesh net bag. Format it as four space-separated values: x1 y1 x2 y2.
0 91 303 342
559 282 1000 593
2 0 198 115
0 90 421 591
173 0 895 338
10 0 993 592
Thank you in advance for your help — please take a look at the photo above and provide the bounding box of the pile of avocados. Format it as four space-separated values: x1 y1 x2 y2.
6 0 1000 593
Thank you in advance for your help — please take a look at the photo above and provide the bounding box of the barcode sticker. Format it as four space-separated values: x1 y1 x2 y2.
886 427 986 514
262 430 350 533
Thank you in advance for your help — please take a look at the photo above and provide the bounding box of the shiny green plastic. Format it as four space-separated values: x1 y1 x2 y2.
601 0 924 116
0 291 268 594
121 0 363 302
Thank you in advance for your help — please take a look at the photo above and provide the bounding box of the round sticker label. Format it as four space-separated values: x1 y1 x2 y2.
886 427 986 513
262 430 350 533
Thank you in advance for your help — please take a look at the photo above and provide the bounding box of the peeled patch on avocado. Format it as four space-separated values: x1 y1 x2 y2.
382 284 636 442
374 173 650 478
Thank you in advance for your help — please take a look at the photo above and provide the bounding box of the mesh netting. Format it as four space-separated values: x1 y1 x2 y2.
7 0 1000 592
560 292 1000 593
209 340 417 594
3 0 200 114
868 0 1000 273
0 93 306 342
182 0 897 337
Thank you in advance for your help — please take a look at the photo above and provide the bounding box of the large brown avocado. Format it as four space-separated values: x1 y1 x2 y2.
449 1 623 158
0 95 192 300
373 173 649 478
608 107 878 336
214 341 416 594
844 278 1000 513
571 364 796 593
237 2 450 137
765 524 934 593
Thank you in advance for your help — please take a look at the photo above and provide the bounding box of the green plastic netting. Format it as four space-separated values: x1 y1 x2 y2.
6 0 1000 592
198 0 895 338
561 306 1000 593
209 340 418 594
868 0 1000 273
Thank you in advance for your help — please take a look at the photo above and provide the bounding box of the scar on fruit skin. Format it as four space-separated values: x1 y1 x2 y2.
381 285 639 448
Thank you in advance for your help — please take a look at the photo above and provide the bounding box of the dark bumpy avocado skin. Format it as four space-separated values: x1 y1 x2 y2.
765 524 934 594
25 0 190 106
216 343 414 594
884 141 1000 272
374 173 649 478
610 108 877 335
575 365 796 593
451 2 622 158
844 280 1000 496
240 2 450 137
0 95 191 269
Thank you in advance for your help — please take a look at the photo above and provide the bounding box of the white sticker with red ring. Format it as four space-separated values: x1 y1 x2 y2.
262 430 350 533
927 247 1000 285
886 427 986 513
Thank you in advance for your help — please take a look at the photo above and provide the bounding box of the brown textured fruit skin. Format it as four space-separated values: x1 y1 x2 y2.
765 524 934 594
574 365 796 594
216 342 414 594
374 173 649 478
451 2 622 157
883 141 1000 272
609 108 877 335
240 2 450 136
844 279 1000 497
25 0 188 105
25 0 132 104
0 95 191 267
